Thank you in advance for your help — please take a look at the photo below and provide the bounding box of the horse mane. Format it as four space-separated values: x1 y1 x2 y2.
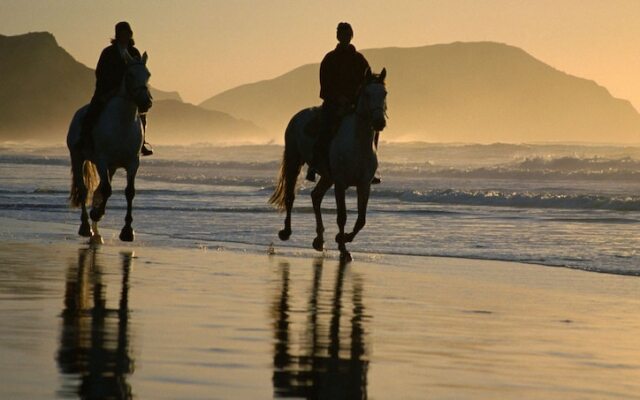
368 73 386 85
355 70 386 99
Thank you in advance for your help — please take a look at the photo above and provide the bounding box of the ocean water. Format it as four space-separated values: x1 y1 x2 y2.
1 142 640 276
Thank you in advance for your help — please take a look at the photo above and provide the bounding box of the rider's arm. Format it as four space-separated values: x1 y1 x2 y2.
360 54 371 78
95 48 109 79
319 54 335 101
94 48 111 93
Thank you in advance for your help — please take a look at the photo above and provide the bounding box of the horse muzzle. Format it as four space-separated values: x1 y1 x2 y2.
373 118 386 131
135 89 153 113
139 100 152 113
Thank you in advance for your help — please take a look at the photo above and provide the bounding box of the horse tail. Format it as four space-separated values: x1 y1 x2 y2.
69 159 99 208
269 149 292 211
83 161 99 205
269 126 302 211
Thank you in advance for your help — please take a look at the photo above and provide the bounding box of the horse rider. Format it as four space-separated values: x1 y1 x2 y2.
306 22 381 184
79 21 153 156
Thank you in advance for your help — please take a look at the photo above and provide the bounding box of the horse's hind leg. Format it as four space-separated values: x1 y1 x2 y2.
311 176 333 251
344 184 370 243
89 162 112 245
119 162 139 242
334 184 351 261
278 152 302 241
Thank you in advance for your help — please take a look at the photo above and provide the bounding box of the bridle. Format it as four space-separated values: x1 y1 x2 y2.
123 62 150 101
356 81 388 124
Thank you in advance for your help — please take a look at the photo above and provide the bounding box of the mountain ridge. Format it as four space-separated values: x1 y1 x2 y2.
200 41 640 143
0 32 261 142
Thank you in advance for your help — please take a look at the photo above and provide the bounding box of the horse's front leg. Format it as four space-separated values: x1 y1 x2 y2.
344 183 370 243
334 184 351 261
89 163 112 245
311 176 333 251
79 203 92 237
119 162 139 242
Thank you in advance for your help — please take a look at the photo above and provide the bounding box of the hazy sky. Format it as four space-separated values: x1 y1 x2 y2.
2 0 640 109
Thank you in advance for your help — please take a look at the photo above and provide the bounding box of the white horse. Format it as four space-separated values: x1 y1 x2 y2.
270 68 387 260
67 52 152 245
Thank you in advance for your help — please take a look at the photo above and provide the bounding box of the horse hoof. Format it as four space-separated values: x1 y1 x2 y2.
312 237 324 252
119 227 135 242
340 251 352 262
89 234 104 246
278 229 291 241
78 224 92 237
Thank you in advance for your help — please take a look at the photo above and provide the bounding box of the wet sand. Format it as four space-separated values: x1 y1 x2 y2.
1 232 640 399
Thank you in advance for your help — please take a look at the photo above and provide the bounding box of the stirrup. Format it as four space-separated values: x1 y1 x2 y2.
141 142 154 156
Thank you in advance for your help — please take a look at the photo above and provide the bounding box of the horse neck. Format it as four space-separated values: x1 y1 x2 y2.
354 97 376 154
113 80 138 122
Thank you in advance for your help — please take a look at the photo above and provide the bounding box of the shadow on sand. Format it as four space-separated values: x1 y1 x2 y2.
56 247 135 399
272 258 370 399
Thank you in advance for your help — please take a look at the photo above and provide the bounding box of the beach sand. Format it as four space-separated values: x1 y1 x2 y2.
0 219 639 399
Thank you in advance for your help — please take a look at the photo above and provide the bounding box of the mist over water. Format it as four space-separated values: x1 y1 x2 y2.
1 142 640 275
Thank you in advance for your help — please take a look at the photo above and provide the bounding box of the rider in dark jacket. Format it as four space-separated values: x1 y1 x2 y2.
307 22 380 183
319 27 370 108
80 21 153 156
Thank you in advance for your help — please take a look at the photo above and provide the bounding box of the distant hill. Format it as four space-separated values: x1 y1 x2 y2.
149 100 262 143
200 42 640 143
0 32 259 143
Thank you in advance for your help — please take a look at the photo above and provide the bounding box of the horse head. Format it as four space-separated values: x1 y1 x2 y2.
123 51 153 113
359 68 387 132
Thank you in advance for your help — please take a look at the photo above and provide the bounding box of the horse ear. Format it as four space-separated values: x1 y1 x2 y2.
365 67 372 79
142 51 148 64
380 68 387 82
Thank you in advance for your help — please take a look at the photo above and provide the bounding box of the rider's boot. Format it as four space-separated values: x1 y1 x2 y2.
140 114 153 156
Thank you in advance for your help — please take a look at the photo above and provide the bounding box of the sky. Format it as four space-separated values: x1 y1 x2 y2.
2 0 640 109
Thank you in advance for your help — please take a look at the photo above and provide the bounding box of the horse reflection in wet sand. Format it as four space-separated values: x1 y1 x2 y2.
270 69 388 261
271 259 369 399
56 249 135 399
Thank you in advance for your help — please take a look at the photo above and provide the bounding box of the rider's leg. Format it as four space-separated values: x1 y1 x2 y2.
79 95 103 153
372 130 382 184
306 102 339 182
140 114 153 156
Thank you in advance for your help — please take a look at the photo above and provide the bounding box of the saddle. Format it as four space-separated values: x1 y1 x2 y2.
304 109 323 139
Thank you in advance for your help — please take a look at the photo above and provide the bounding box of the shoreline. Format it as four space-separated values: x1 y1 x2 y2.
1 214 637 278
